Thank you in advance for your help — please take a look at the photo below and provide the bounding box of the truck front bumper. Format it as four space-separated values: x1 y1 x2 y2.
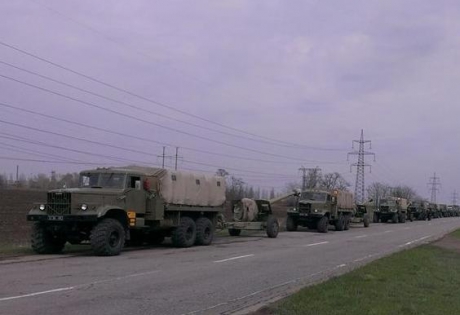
27 214 98 223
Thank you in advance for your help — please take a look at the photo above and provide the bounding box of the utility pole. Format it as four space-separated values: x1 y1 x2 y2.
348 130 375 204
427 172 441 203
161 146 166 168
174 147 183 170
452 190 458 206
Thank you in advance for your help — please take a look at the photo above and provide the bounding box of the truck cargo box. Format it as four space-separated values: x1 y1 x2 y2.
335 190 355 209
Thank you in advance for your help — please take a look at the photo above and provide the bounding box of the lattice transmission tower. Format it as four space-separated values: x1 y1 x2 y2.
427 173 441 203
348 130 375 204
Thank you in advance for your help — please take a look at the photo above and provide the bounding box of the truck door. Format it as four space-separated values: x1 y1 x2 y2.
125 176 146 214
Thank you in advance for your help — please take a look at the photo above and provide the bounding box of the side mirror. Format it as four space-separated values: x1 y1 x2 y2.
331 196 337 204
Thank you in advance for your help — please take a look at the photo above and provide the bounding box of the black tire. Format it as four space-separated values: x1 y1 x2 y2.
317 216 329 233
90 218 125 256
335 215 345 231
228 228 241 236
172 216 196 247
344 215 351 230
31 223 66 254
266 215 279 238
363 214 370 228
195 217 214 246
286 216 298 231
399 214 406 223
373 213 379 223
392 213 399 224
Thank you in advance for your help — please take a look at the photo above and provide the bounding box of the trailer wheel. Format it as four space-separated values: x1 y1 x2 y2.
286 216 298 231
195 217 214 246
373 213 379 223
90 218 125 256
317 216 329 233
335 215 345 231
363 214 370 228
31 223 66 254
172 216 196 247
392 213 399 224
266 216 279 238
228 229 241 236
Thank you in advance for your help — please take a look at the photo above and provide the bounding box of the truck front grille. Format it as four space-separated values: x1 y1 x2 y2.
47 192 71 215
299 203 311 214
380 206 389 213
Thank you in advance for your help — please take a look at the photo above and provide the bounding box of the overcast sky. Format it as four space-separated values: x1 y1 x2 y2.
0 0 459 202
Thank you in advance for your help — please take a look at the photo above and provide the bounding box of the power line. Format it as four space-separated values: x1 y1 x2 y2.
0 102 346 166
0 59 337 150
0 74 348 163
0 39 346 151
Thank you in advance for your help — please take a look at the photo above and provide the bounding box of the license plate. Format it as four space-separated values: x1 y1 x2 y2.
48 215 64 221
299 213 308 216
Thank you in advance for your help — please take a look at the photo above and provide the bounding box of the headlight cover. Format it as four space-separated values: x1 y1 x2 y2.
81 204 88 211
39 204 45 211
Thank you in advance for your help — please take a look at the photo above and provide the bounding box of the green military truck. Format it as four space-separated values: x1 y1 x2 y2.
27 166 226 256
407 200 429 221
439 204 449 217
375 197 408 223
286 189 355 233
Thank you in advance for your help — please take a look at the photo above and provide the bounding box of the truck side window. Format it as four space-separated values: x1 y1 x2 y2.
129 176 141 189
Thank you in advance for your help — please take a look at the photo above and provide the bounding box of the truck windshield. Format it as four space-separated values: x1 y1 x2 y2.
300 192 327 202
79 173 126 189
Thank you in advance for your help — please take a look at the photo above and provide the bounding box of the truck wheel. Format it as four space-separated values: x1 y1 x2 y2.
195 217 214 246
31 223 66 254
228 229 241 236
344 215 351 230
266 215 279 238
335 215 345 231
392 213 399 224
91 218 125 256
363 214 370 228
399 214 406 223
286 216 298 231
317 216 329 233
172 216 196 247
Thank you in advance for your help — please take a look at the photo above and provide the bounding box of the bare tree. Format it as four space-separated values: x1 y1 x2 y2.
366 182 391 201
321 172 350 191
391 185 418 200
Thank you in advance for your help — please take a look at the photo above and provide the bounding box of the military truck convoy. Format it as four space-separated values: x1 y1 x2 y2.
26 166 459 255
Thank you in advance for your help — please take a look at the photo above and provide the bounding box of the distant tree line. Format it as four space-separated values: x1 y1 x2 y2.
366 182 421 202
0 171 80 190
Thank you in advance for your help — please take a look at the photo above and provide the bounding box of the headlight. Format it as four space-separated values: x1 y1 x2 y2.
81 204 88 211
314 209 318 213
39 204 45 211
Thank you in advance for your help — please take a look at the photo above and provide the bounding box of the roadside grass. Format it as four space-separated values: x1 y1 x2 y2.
449 228 460 239
264 237 460 314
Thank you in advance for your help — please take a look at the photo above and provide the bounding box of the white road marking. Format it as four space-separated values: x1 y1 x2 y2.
214 254 254 263
398 235 432 247
355 235 368 239
0 270 161 302
403 227 411 230
0 287 74 302
304 241 329 247
353 254 375 263
336 264 346 268
384 230 394 233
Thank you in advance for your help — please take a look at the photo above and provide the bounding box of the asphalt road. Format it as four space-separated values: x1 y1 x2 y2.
1 218 460 315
